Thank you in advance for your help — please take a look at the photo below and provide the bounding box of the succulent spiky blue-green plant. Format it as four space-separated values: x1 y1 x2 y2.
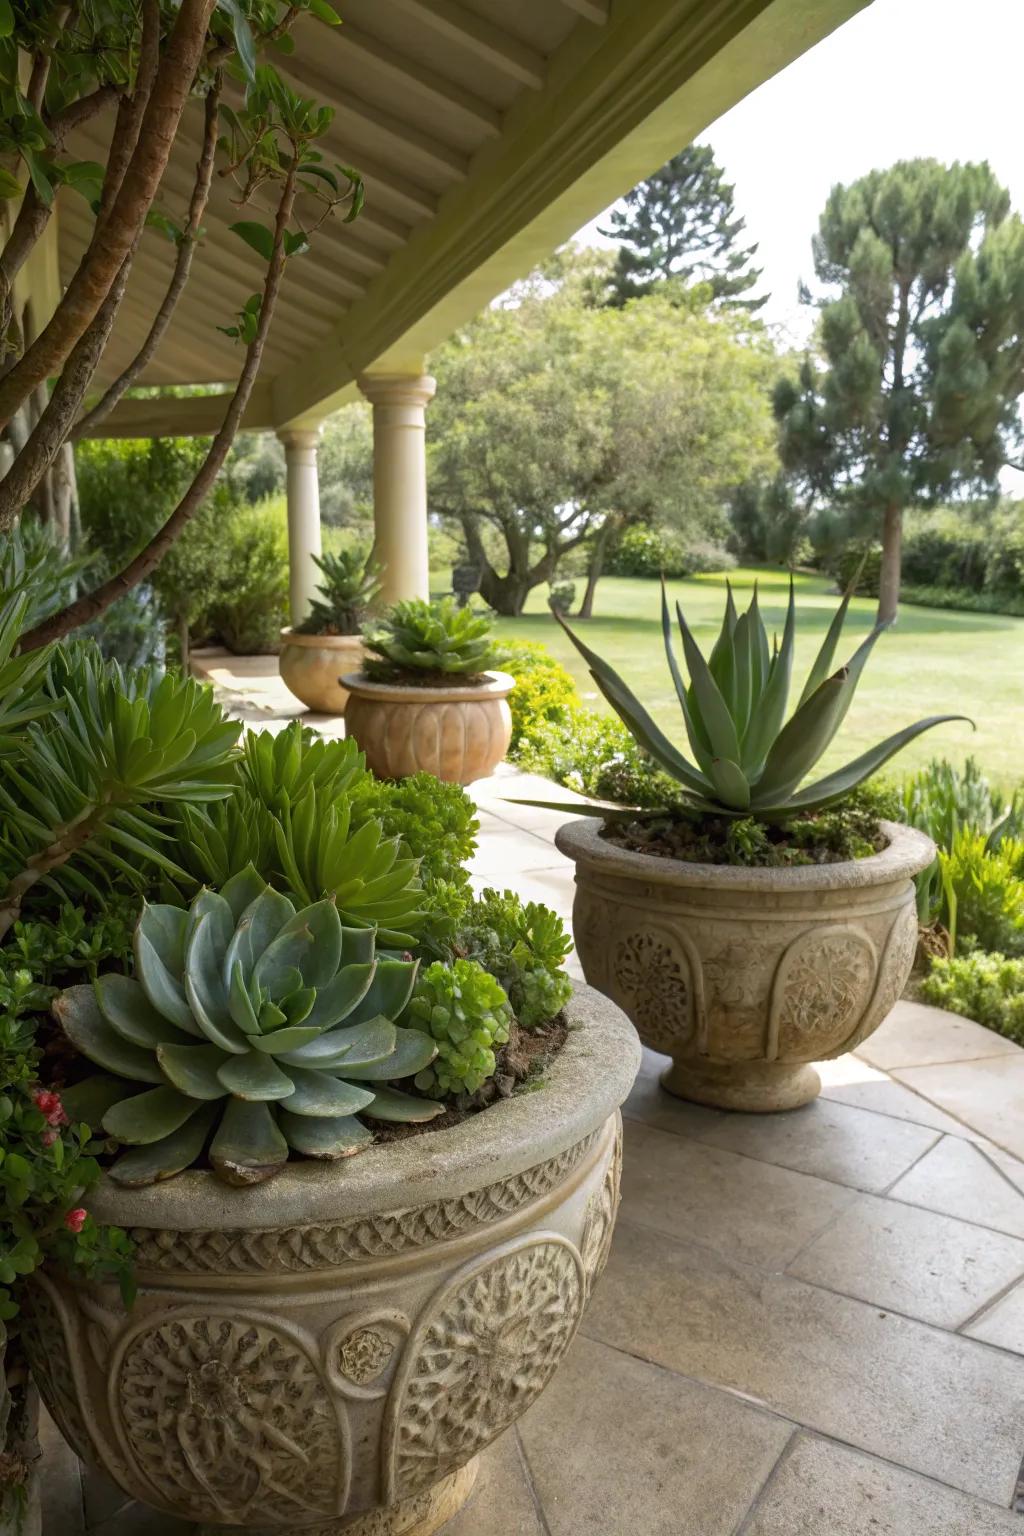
55 868 442 1186
552 579 969 820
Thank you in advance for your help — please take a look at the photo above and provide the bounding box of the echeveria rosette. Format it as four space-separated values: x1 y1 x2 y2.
54 868 443 1187
550 578 971 820
407 959 512 1096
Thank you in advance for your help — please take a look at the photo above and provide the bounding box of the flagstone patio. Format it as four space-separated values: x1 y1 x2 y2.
42 665 1024 1534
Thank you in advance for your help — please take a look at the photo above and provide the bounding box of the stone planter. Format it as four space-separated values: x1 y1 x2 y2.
342 671 514 784
279 630 366 715
555 818 935 1112
21 986 638 1536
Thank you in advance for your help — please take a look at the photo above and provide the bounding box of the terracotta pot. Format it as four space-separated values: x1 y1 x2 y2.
22 986 638 1536
342 670 514 784
555 818 935 1113
279 629 366 715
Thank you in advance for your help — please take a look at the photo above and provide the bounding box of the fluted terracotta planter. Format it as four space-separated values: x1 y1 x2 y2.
279 630 365 715
22 986 638 1536
556 818 935 1113
342 670 514 784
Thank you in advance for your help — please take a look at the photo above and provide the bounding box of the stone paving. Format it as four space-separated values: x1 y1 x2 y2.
42 661 1024 1534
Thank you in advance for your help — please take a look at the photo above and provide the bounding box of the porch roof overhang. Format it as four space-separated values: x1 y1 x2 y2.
61 0 870 440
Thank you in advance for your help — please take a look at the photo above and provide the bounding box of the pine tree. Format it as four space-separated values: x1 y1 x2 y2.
601 144 765 310
775 159 1024 623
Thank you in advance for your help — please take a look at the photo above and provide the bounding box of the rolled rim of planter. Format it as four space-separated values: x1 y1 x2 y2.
341 668 515 705
279 628 365 650
555 816 936 893
86 982 639 1232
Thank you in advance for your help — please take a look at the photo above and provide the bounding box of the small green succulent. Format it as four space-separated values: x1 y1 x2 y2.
553 580 968 820
297 549 381 637
363 597 497 679
457 889 573 1029
406 959 512 1096
54 870 443 1187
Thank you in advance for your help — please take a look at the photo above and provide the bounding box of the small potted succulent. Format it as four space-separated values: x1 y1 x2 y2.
343 596 515 783
549 581 963 1111
279 548 381 715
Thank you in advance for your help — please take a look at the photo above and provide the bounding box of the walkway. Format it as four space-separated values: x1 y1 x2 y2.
44 661 1024 1534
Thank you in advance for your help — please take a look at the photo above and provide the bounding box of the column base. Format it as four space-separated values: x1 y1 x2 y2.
202 1459 479 1536
660 1057 821 1113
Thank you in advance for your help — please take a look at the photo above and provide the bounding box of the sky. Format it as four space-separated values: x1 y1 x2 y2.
582 0 1024 347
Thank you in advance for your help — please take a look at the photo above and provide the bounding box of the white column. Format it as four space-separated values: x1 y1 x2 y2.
277 427 323 625
358 372 436 604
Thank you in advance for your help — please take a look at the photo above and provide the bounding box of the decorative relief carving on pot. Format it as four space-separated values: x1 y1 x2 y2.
385 1235 584 1501
768 925 877 1061
114 1313 344 1524
854 901 918 1050
612 926 696 1052
322 1311 409 1401
21 1275 94 1464
702 939 775 1057
128 1134 598 1275
580 1115 622 1295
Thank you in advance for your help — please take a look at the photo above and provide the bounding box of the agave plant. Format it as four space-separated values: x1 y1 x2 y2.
55 870 443 1187
0 593 58 755
363 596 497 678
296 548 381 637
555 580 968 819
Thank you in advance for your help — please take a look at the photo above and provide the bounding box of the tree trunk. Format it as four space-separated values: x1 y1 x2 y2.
477 567 531 615
578 520 614 619
877 503 902 625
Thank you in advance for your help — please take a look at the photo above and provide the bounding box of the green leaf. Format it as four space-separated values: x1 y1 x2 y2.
217 1050 295 1101
248 1024 323 1055
60 1075 128 1128
752 672 849 807
284 228 310 257
307 0 342 22
797 585 858 709
53 987 164 1084
108 1104 219 1186
767 715 974 816
94 974 191 1050
0 2 14 39
707 758 751 811
0 168 21 199
742 577 795 774
279 1111 371 1159
209 1099 288 1184
230 220 275 260
279 1067 374 1117
277 1013 396 1069
340 1026 438 1081
302 961 376 1031
156 1043 231 1100
674 601 742 766
344 959 418 1028
365 1086 444 1123
103 1087 201 1146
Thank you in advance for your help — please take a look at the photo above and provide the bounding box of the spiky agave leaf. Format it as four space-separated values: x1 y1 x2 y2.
554 578 969 821
53 868 442 1186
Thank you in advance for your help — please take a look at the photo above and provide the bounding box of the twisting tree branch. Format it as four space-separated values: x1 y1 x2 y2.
73 73 222 440
0 0 216 430
21 158 300 650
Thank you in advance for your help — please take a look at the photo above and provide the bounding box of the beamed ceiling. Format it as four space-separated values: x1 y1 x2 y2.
53 0 871 436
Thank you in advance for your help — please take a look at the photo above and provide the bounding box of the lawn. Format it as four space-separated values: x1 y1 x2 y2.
430 567 1020 789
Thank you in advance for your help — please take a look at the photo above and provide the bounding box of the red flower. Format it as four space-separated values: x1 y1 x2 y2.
40 1127 59 1148
33 1089 67 1127
64 1208 87 1234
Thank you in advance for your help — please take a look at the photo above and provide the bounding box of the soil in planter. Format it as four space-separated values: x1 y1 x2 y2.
368 1015 569 1144
601 806 889 868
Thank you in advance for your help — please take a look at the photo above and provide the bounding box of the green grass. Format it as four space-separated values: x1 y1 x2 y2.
428 567 1019 789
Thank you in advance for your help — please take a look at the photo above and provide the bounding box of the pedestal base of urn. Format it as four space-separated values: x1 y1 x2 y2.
660 1056 822 1112
202 1460 479 1536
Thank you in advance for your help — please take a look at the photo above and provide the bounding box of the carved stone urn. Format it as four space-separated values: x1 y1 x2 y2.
22 986 638 1536
555 818 934 1113
341 671 514 784
279 630 366 716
